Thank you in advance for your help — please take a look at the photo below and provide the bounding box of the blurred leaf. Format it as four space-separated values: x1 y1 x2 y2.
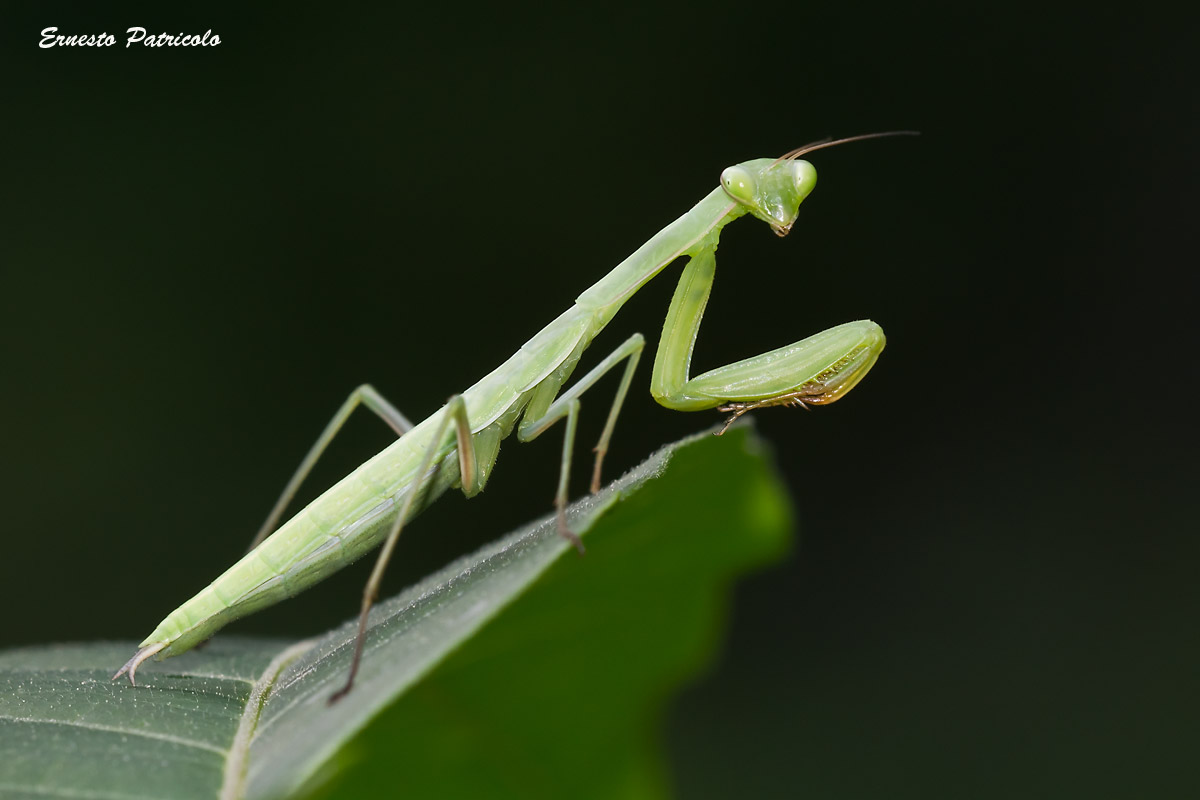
0 427 791 799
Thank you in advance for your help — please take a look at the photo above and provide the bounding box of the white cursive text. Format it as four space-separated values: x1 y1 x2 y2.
39 27 222 49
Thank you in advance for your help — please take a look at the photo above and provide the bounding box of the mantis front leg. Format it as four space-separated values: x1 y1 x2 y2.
650 246 886 430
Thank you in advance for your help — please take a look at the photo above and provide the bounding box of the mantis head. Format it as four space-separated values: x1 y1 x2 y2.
720 158 817 237
720 131 920 237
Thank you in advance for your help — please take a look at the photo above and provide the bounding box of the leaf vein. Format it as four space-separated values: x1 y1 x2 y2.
0 714 226 755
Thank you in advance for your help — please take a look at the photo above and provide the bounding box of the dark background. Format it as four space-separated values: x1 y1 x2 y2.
1 3 1196 798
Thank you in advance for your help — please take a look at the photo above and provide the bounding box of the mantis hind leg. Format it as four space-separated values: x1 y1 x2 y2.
329 394 489 703
650 247 885 431
248 384 414 553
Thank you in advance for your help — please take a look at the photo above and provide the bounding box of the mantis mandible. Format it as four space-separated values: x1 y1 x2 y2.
114 132 914 701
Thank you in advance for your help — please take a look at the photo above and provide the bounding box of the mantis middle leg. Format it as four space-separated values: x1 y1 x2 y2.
332 331 644 700
518 332 646 551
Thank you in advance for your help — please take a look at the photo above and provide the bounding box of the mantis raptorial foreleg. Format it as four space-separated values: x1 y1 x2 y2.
248 384 415 552
330 392 485 702
651 246 884 432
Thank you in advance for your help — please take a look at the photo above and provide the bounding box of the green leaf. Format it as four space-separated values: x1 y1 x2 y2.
0 428 792 799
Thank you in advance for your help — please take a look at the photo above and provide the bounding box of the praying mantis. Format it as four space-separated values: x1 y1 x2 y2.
114 132 914 701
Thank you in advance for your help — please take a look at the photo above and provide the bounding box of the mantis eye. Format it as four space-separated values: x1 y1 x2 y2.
791 159 818 197
720 166 756 204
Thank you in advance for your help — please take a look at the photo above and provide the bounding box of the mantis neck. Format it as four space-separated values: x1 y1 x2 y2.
574 187 742 316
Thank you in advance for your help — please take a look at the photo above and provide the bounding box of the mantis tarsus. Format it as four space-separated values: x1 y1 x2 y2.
114 132 915 701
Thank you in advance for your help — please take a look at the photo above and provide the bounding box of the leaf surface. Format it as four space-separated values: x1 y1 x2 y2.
0 428 792 799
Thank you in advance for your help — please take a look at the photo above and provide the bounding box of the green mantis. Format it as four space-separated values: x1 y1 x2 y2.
114 132 914 701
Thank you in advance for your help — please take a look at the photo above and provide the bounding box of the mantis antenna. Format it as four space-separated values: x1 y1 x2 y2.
773 130 920 164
